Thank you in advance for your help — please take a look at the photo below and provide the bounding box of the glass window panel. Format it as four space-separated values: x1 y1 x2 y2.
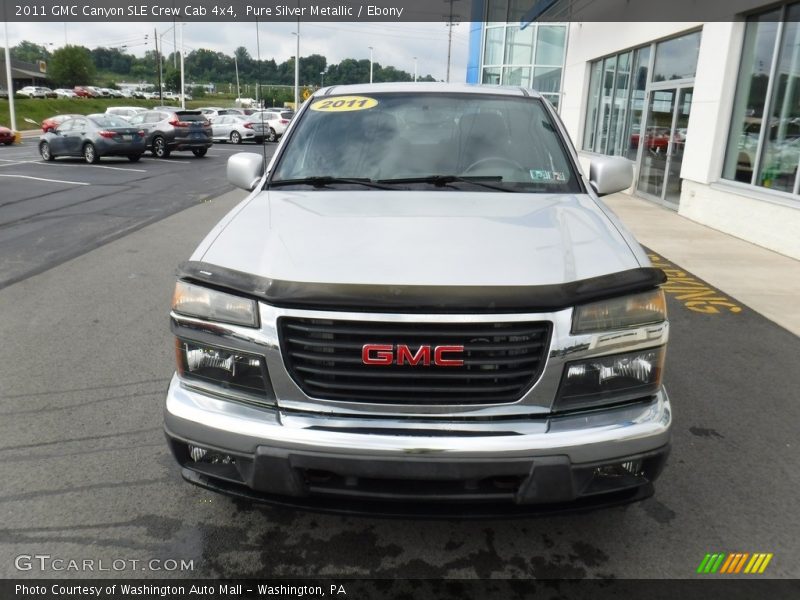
503 67 531 86
595 55 618 153
487 0 509 22
758 8 800 192
653 30 702 82
607 52 632 156
505 25 534 65
583 60 603 151
623 46 651 161
484 27 505 65
482 67 501 85
542 94 560 112
722 12 780 183
535 26 567 66
532 66 561 93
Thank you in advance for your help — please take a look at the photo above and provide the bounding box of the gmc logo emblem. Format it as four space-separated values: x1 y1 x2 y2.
362 344 465 367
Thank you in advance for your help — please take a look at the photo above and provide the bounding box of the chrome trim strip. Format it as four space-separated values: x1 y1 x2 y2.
165 375 671 464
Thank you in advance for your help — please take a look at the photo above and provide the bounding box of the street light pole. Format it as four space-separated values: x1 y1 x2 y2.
234 55 240 99
294 18 300 110
369 46 374 83
3 19 17 132
179 22 185 109
413 57 418 82
320 70 325 87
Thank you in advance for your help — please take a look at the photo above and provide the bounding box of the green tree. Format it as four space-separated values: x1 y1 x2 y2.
11 40 51 64
49 45 95 87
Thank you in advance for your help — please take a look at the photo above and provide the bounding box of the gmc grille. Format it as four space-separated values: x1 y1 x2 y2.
278 318 552 405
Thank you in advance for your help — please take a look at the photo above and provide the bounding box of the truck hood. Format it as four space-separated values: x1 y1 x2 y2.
198 190 641 287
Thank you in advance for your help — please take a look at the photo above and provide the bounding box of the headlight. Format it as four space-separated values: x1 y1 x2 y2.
175 339 272 400
555 347 665 412
172 281 258 327
572 289 666 334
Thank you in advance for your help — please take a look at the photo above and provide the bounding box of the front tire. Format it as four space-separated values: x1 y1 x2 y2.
192 148 207 158
152 136 170 158
40 141 55 161
267 128 277 143
83 143 99 164
230 131 242 144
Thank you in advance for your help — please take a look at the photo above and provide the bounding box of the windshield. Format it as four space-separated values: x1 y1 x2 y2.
270 92 581 192
90 116 131 128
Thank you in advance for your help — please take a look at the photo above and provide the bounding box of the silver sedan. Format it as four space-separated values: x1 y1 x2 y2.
210 115 263 144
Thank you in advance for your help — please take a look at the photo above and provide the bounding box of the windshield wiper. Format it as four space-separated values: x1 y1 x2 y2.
269 176 394 190
376 175 515 192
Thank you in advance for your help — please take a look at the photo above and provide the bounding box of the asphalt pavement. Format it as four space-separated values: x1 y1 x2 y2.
0 177 798 580
0 139 268 289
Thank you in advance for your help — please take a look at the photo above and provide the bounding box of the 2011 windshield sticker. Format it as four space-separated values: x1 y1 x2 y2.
310 96 379 112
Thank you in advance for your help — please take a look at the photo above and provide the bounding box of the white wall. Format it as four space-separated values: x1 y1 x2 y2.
561 21 800 260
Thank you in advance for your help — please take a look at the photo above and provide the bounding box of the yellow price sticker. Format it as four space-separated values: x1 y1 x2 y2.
310 96 379 112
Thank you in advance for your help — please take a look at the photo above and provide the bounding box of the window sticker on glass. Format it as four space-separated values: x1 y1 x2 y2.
310 96 379 112
529 170 566 181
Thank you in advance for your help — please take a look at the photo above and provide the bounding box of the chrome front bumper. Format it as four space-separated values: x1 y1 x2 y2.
164 374 671 505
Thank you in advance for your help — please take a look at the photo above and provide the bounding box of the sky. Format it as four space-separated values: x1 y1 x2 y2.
5 21 471 83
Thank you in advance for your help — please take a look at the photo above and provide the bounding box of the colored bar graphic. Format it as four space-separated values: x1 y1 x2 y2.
759 554 773 573
699 552 772 575
697 554 712 574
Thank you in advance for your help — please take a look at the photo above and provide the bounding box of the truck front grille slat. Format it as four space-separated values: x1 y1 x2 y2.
278 318 552 405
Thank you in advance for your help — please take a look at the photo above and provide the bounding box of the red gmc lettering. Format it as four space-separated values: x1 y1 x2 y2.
362 344 464 366
361 344 393 365
396 344 431 366
434 345 465 366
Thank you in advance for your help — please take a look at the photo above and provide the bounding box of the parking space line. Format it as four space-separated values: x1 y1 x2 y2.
154 158 191 164
0 161 30 169
34 162 147 173
0 174 90 186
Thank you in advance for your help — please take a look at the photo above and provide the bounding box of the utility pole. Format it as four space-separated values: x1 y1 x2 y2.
154 27 162 103
234 55 240 99
413 57 418 82
3 19 17 133
369 46 374 83
293 17 300 110
179 22 185 109
444 0 461 83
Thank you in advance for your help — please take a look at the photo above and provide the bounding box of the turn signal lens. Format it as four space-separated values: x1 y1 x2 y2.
572 289 666 334
172 281 258 327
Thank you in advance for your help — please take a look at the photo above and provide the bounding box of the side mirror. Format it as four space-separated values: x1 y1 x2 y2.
589 155 634 196
227 152 265 191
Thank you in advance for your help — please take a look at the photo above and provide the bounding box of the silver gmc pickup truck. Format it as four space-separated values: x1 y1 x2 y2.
164 83 671 512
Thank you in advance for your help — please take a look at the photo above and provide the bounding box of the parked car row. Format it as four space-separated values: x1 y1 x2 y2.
38 110 213 163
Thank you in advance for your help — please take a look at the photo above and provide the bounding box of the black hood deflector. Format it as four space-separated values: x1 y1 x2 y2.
177 261 666 314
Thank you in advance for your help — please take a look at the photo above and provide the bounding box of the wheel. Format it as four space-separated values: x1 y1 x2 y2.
230 131 242 144
39 141 55 161
266 128 277 143
83 143 99 164
127 154 142 162
462 156 524 174
192 148 207 158
152 136 170 158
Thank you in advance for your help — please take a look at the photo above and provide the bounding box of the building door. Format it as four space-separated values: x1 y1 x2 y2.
636 86 693 209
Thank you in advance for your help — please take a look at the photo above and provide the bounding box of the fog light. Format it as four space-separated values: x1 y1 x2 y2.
188 445 235 465
594 460 642 479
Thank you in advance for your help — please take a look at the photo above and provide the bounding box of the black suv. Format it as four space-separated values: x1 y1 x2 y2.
128 110 212 158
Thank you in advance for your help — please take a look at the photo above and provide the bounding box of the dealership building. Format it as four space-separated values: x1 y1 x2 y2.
467 1 800 260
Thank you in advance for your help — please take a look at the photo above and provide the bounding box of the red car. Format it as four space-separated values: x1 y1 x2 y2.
0 126 14 145
41 114 82 133
73 86 94 98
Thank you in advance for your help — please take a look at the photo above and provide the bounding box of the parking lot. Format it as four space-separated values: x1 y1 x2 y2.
0 138 274 289
0 140 798 582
